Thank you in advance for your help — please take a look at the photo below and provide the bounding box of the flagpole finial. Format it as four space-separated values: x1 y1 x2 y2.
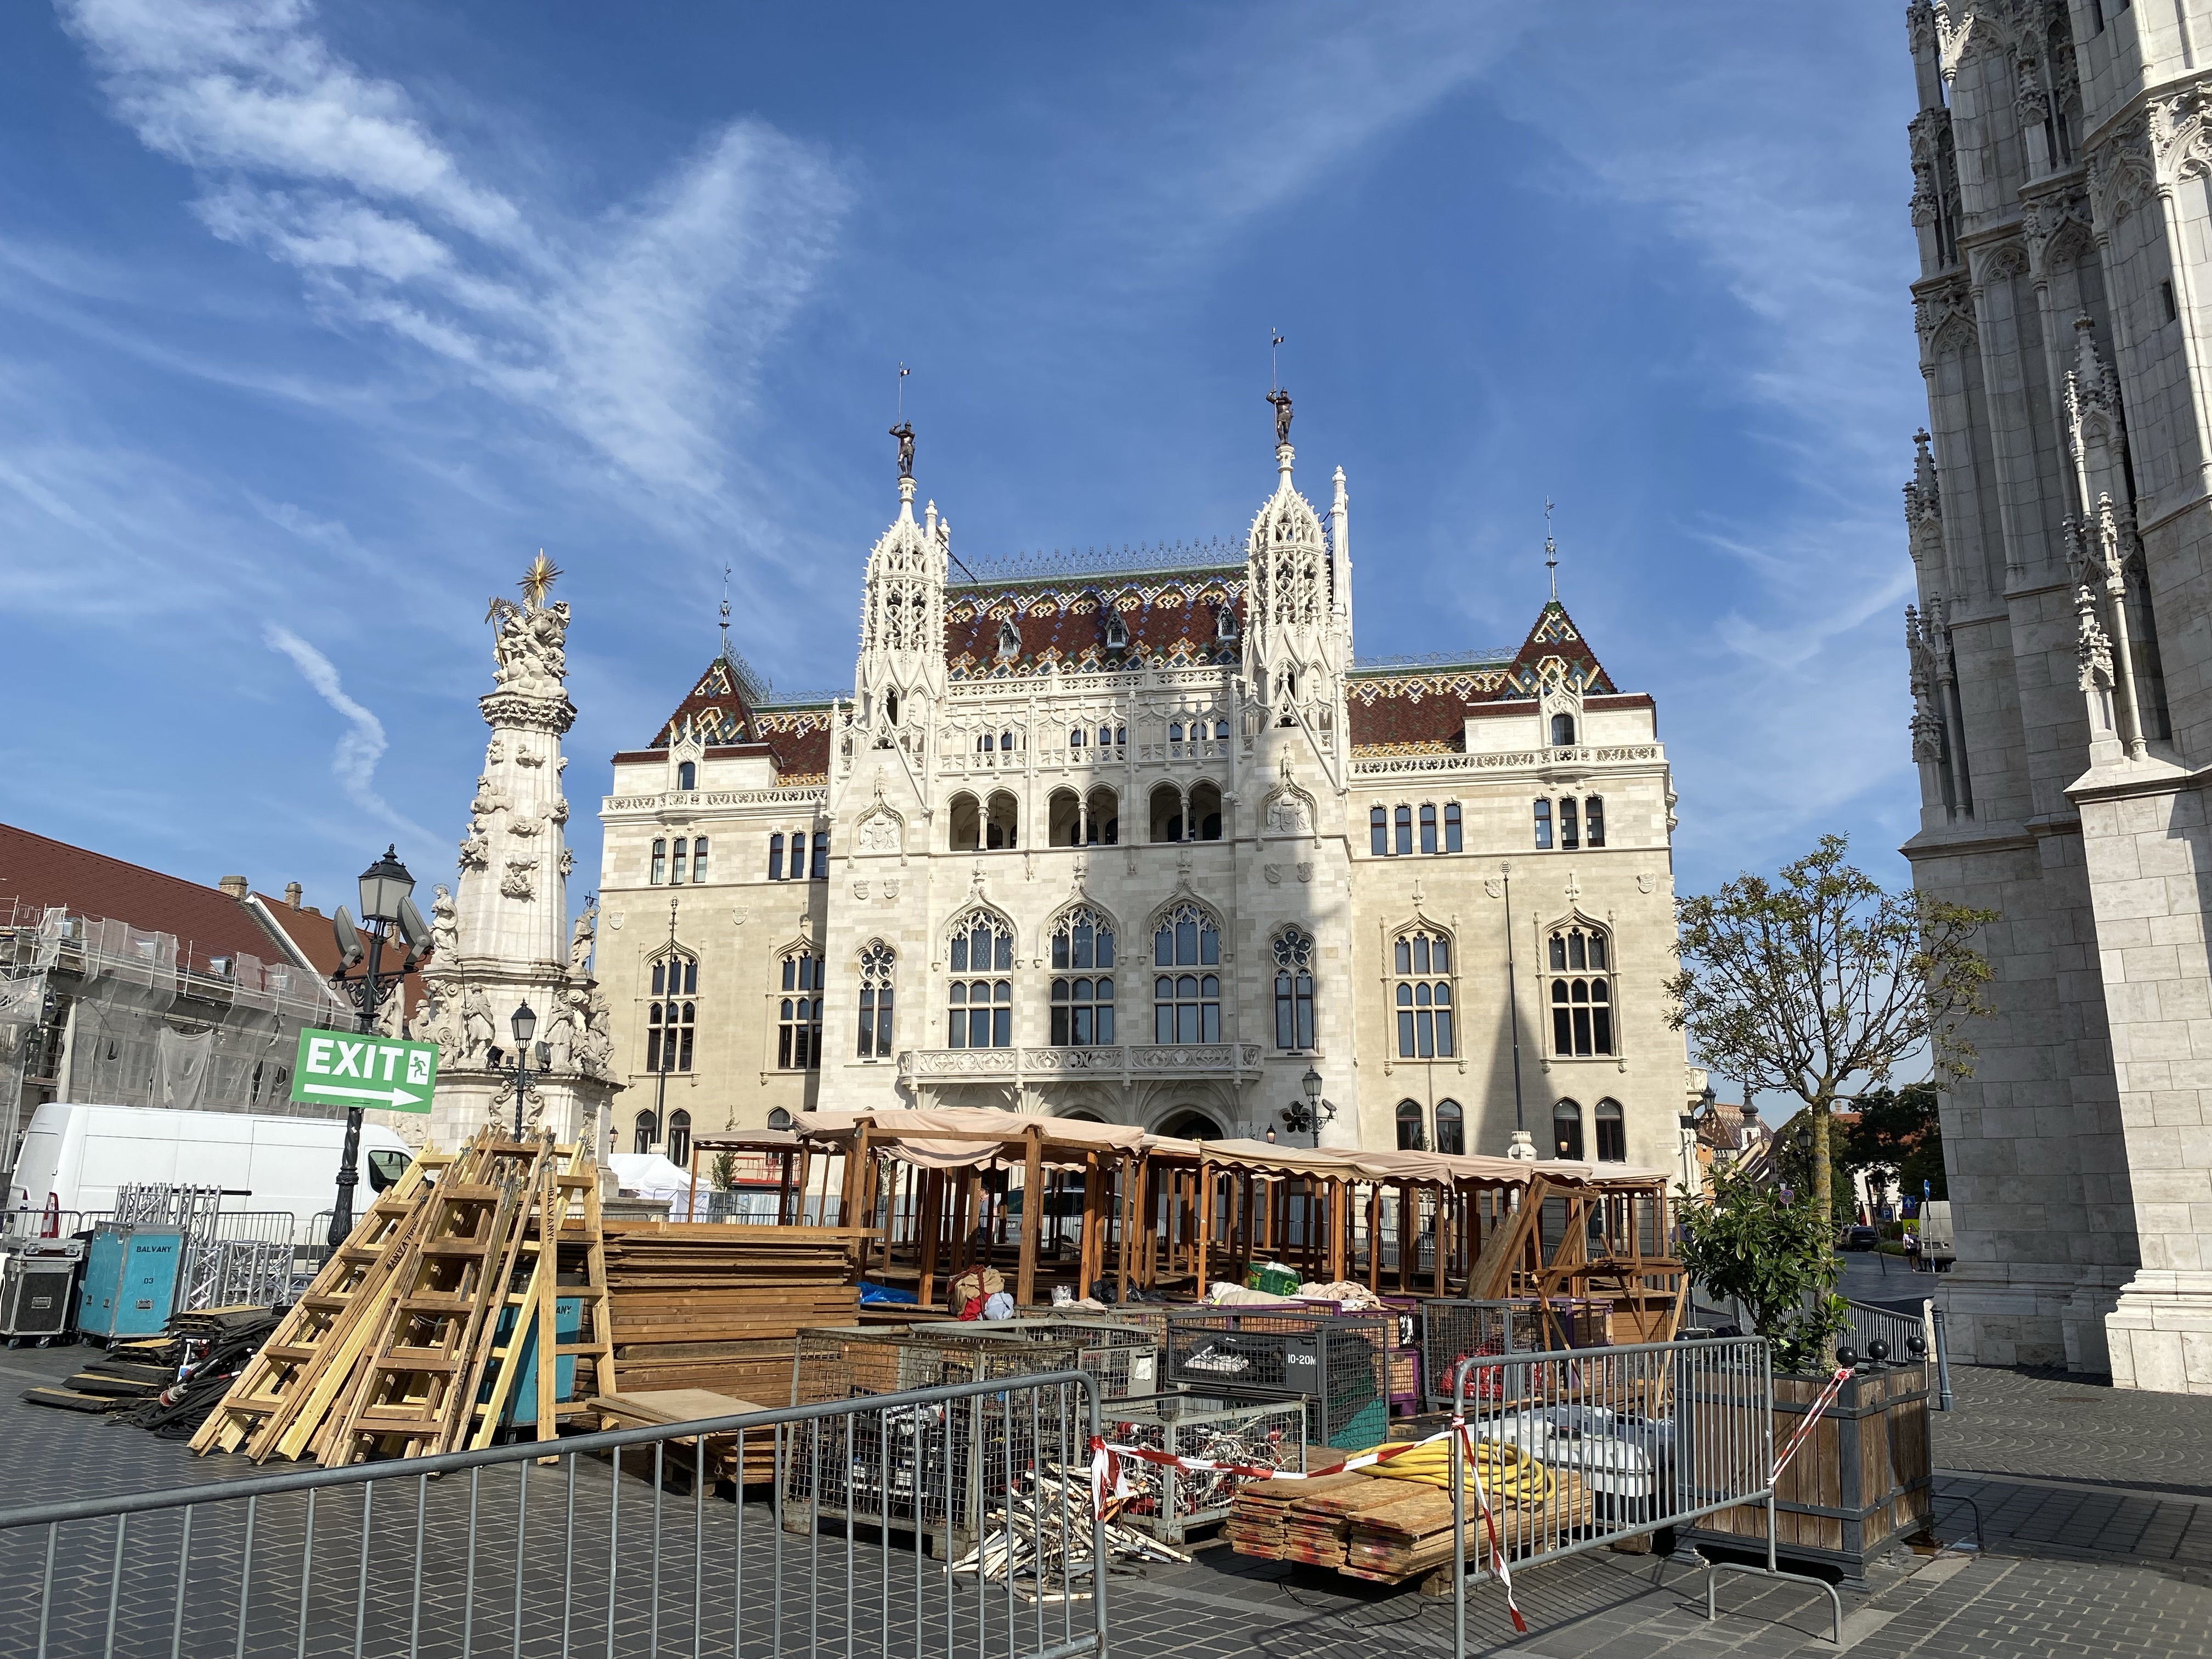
1543 499 1559 601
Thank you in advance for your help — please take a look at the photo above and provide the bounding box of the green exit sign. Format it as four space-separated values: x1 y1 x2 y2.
290 1027 438 1114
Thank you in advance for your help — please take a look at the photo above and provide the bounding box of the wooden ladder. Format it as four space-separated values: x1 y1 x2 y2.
319 1133 550 1463
190 1151 449 1459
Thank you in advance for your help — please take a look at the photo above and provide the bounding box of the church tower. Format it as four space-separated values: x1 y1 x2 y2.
1241 391 1351 781
851 426 947 766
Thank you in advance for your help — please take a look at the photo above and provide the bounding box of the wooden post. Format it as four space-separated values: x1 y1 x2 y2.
1327 1177 1346 1282
778 1147 795 1226
917 1169 944 1308
1016 1125 1045 1308
849 1125 875 1283
1079 1153 1104 1296
1432 1187 1447 1296
1119 1153 1136 1304
1195 1157 1213 1291
686 1140 702 1224
1366 1183 1381 1291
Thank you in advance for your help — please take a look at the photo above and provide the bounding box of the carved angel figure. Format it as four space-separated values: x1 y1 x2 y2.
568 900 597 975
430 884 460 958
489 599 571 696
458 829 489 871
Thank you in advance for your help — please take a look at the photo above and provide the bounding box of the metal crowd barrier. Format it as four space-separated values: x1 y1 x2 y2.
1446 1336 1844 1651
0 1370 1108 1659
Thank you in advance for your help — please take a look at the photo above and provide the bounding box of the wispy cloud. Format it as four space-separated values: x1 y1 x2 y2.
263 624 435 847
60 0 851 515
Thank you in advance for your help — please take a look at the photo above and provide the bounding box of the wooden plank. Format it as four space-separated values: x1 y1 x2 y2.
1016 1124 1044 1308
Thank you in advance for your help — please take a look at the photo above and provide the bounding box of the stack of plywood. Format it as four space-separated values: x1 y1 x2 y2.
1226 1471 1362 1559
602 1223 867 1402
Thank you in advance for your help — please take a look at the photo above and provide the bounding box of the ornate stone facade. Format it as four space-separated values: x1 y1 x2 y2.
1900 0 2212 1392
594 423 1695 1169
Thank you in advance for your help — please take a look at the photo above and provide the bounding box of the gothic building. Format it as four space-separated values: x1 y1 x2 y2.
1901 0 2212 1391
594 414 1690 1170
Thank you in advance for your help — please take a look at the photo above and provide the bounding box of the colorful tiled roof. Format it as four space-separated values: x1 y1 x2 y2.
1344 600 1617 754
944 568 1245 680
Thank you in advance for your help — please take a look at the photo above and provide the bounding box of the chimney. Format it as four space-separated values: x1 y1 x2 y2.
284 882 303 910
218 875 250 900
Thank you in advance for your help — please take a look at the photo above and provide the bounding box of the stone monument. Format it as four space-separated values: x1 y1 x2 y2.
411 553 618 1153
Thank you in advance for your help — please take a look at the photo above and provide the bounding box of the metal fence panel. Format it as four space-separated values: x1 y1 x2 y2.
0 1371 1108 1659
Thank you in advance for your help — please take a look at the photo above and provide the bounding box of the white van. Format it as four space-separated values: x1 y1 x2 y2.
6 1103 414 1242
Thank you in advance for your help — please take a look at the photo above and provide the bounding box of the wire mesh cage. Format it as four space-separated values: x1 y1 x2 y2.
1420 1297 1616 1410
1164 1308 1391 1449
933 1317 1160 1399
1103 1392 1306 1543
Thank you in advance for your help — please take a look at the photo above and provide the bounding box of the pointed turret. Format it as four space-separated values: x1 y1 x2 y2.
854 447 948 758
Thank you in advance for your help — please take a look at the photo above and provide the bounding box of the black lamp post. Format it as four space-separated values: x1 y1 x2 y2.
325 845 428 1248
490 1002 552 1139
1279 1064 1333 1145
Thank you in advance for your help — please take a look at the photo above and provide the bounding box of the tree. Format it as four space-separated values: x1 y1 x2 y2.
1769 1109 1857 1218
1677 1168 1849 1373
1666 834 1995 1236
1839 1084 1946 1206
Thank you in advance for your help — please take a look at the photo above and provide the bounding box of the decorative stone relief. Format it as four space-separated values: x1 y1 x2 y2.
1263 864 1282 884
1637 872 1657 894
500 859 535 901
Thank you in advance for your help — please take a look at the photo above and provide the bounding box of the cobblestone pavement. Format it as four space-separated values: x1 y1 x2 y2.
3 1339 2210 1657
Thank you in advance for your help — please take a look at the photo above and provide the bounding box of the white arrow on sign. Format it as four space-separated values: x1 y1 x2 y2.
300 1081 429 1109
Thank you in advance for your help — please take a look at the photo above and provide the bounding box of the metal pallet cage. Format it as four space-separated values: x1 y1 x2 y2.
1104 1391 1306 1543
933 1316 1160 1400
1419 1297 1615 1409
1164 1307 1391 1449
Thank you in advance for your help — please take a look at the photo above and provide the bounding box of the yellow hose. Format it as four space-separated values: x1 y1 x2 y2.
1361 1436 1555 1505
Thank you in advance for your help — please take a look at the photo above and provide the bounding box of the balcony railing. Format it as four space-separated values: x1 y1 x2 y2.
898 1042 1263 1083
1348 743 1661 778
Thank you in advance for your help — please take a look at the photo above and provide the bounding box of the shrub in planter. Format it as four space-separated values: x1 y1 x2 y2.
1676 1167 1847 1374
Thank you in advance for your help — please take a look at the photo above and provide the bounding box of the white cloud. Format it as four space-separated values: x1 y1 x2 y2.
263 624 435 847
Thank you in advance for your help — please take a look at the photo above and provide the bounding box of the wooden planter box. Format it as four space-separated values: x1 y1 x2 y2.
1684 1362 1932 1590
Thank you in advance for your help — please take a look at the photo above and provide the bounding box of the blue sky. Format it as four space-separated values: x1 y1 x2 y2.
2 2 1923 935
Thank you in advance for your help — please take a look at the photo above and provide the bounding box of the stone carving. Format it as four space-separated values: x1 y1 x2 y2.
883 881 900 902
1637 872 1658 895
430 884 460 959
1296 863 1313 883
857 813 900 853
1484 878 1504 900
730 906 748 927
558 848 574 875
486 737 505 763
500 859 535 901
853 881 870 901
569 899 596 975
1267 386 1293 445
508 811 545 838
515 745 543 768
1265 792 1311 836
488 599 571 698
551 798 568 823
890 420 915 478
458 827 489 870
471 776 509 819
543 1000 576 1074
462 986 496 1065
578 988 614 1080
1263 864 1282 884
2076 580 2115 693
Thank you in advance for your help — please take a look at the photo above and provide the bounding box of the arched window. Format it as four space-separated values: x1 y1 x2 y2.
690 837 709 884
1189 780 1223 840
767 832 784 881
1434 1099 1465 1155
634 1111 658 1156
778 950 822 1069
1273 928 1315 1051
1595 1098 1626 1163
1217 605 1238 641
1419 804 1437 855
857 941 895 1059
1152 902 1221 1043
1105 612 1128 650
997 619 1020 659
1551 713 1576 747
1214 719 1231 739
670 837 688 885
1395 1100 1425 1151
1584 796 1605 848
1533 799 1553 850
647 952 697 1073
1049 907 1116 1046
1085 785 1119 845
1069 726 1086 748
811 831 830 878
1370 806 1387 856
985 792 1019 850
1560 798 1579 851
1553 1099 1584 1160
1169 722 1184 743
978 732 995 753
949 794 981 852
1443 802 1462 853
1547 923 1614 1057
947 913 1014 1048
1049 787 1082 848
886 690 899 725
1149 783 1183 843
676 760 696 792
1394 805 1413 856
1392 928 1455 1059
666 1109 692 1169
651 838 668 885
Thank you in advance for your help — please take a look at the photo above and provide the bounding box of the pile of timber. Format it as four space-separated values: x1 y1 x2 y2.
603 1223 867 1401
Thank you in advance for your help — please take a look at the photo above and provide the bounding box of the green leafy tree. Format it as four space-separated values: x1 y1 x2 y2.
1839 1084 1946 1205
1677 1168 1849 1373
710 1150 738 1190
1666 834 1995 1236
1770 1109 1857 1218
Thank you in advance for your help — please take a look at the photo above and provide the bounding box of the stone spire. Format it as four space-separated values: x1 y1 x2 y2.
413 553 617 1155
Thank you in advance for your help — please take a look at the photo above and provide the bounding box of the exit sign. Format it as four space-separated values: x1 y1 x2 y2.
290 1027 438 1114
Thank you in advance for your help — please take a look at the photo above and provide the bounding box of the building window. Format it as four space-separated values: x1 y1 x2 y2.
1547 923 1614 1057
1595 1098 1625 1163
948 912 1014 1048
676 761 696 792
1393 928 1455 1059
670 837 688 884
1395 1100 1425 1151
1152 902 1221 1043
1584 797 1604 848
1560 799 1579 851
811 831 830 878
778 950 822 1069
667 1109 692 1169
1551 713 1576 747
651 838 668 884
1435 1098 1465 1155
1394 805 1413 856
1554 1099 1584 1160
1419 804 1437 854
1443 802 1462 853
691 837 710 883
1049 908 1116 1045
857 941 895 1059
1533 799 1552 850
647 952 697 1074
1273 928 1316 1051
768 833 785 881
634 1111 657 1156
1370 806 1387 856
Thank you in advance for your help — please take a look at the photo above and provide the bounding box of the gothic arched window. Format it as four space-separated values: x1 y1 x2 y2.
667 1109 692 1169
948 912 1014 1048
1395 1100 1425 1151
670 837 688 885
777 949 822 1070
1392 928 1455 1059
1152 902 1221 1044
1533 799 1553 850
1049 908 1115 1046
767 832 785 881
1584 796 1605 848
1394 805 1413 856
1560 798 1579 851
1551 712 1576 747
1595 1098 1626 1163
690 837 709 884
1370 806 1387 856
1419 804 1437 855
1434 1099 1465 1155
857 941 895 1059
1273 928 1316 1051
647 952 697 1074
1553 1098 1584 1160
1547 923 1614 1057
1443 802 1462 853
651 838 668 885
676 760 696 792
633 1111 658 1156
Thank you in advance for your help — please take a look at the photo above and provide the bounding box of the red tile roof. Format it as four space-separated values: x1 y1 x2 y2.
252 894 430 1017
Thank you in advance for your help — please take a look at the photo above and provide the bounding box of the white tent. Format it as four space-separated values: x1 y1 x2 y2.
606 1153 707 1220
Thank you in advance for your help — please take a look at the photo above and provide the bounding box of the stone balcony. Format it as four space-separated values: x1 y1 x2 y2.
898 1042 1263 1085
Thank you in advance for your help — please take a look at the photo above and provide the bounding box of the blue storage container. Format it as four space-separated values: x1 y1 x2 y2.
75 1225 182 1340
483 1295 582 1427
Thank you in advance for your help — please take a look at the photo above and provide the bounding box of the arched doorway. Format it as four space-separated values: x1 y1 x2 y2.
1155 1109 1223 1141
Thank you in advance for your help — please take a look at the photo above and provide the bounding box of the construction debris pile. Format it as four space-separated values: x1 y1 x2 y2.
20 1306 280 1426
953 1463 1188 1603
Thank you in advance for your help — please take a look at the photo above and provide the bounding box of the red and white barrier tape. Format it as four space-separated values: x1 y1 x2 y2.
1449 1415 1526 1634
1769 1365 1854 1483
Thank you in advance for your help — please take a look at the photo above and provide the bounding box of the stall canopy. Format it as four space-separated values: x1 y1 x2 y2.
805 1106 1148 1171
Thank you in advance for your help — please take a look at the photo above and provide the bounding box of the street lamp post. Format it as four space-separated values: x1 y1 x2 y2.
325 845 430 1248
1279 1063 1334 1146
490 1003 551 1140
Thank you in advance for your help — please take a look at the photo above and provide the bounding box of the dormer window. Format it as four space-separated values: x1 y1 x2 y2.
997 619 1020 660
1551 713 1576 747
676 760 696 792
1105 612 1128 650
1217 606 1238 641
886 691 899 726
